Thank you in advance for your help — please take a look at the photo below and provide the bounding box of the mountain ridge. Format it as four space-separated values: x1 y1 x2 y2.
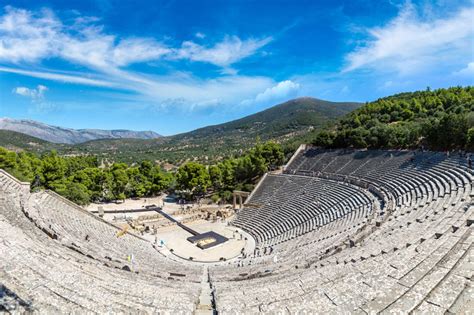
170 97 361 139
0 117 161 144
0 97 361 162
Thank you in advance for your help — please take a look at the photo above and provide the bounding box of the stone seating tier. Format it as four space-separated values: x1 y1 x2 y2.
0 147 472 313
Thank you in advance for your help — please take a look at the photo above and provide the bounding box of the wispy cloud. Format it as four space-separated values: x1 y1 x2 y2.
12 84 48 99
0 7 60 63
0 66 115 87
454 62 474 77
132 74 275 110
0 6 171 69
195 32 206 39
344 3 474 74
27 101 59 114
240 80 300 107
0 7 270 70
0 6 277 111
176 35 272 68
12 83 58 114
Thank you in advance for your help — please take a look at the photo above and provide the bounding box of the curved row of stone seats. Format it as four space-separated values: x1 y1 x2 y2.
322 184 471 262
210 149 472 312
1 185 201 313
287 149 472 191
214 155 473 273
270 209 374 265
0 170 30 204
288 150 473 216
231 174 375 246
211 196 472 313
246 174 290 205
272 152 473 265
213 196 376 275
259 195 373 248
214 211 373 274
24 190 201 281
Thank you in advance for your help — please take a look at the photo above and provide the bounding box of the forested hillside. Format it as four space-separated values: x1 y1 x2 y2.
312 86 474 150
171 97 360 141
0 130 66 153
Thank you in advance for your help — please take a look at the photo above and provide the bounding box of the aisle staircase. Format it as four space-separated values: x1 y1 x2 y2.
195 267 215 315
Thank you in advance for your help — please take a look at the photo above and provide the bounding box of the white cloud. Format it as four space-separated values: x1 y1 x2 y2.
0 7 270 70
176 35 272 67
0 7 60 63
12 86 33 97
137 74 275 110
195 32 205 39
0 6 276 111
112 38 171 66
240 80 300 106
454 62 474 77
12 84 58 113
0 66 115 87
12 84 48 99
0 7 170 69
344 4 474 74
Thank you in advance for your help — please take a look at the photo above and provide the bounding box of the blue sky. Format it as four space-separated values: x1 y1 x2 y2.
0 0 473 135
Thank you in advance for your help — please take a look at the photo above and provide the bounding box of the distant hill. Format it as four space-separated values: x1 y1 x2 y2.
173 97 361 141
0 130 66 153
0 118 161 144
0 97 360 162
71 97 361 162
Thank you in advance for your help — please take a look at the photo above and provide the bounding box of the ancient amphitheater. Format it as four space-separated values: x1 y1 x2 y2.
1 147 473 314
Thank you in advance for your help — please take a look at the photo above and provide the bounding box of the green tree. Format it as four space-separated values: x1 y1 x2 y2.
312 130 335 147
259 142 285 167
208 165 223 191
61 181 91 205
151 168 174 194
176 162 211 198
41 151 67 189
111 163 129 200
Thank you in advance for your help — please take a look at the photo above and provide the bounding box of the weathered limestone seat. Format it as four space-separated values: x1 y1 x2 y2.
213 149 473 313
1 147 472 313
